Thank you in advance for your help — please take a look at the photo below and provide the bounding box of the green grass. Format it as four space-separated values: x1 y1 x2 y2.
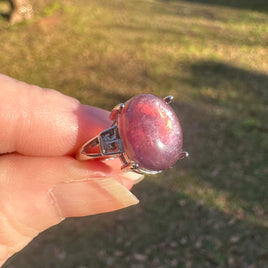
1 0 267 267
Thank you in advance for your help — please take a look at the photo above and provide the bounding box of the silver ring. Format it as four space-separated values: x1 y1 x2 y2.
76 94 188 174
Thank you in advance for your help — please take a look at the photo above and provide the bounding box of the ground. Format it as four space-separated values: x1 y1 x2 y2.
0 0 267 267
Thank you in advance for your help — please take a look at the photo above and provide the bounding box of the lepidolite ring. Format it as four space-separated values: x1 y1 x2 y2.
76 94 188 174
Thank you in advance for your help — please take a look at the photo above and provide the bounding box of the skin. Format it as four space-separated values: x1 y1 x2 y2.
0 74 143 266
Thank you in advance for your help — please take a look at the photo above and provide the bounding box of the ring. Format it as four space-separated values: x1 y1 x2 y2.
76 94 188 174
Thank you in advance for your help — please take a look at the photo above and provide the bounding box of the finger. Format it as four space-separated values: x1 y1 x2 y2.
0 154 139 230
0 154 139 262
0 74 112 156
1 154 138 190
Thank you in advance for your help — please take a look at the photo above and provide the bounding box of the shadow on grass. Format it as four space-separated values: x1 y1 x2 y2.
160 0 268 13
183 60 268 107
175 60 267 213
4 181 267 267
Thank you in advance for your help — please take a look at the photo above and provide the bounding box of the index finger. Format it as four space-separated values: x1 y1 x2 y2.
0 74 112 156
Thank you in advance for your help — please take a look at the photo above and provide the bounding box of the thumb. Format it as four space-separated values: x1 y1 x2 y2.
0 154 139 264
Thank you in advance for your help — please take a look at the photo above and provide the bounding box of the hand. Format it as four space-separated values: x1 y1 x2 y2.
0 74 143 266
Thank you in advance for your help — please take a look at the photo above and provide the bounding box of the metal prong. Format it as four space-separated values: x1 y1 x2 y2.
179 151 189 159
121 161 143 174
132 163 139 170
110 103 125 121
119 103 125 110
121 162 136 172
163 95 174 104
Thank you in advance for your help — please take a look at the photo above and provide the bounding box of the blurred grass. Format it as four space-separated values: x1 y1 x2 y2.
1 0 267 267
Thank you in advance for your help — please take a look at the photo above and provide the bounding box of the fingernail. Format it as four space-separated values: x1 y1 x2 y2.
123 171 144 185
50 177 139 218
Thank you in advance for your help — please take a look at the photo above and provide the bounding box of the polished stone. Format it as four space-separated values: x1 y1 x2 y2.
118 94 183 171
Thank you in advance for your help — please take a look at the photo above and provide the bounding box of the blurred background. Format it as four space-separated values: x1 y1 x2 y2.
1 0 267 267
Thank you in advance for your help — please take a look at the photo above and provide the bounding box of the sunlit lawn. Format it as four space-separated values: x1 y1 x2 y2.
1 0 267 267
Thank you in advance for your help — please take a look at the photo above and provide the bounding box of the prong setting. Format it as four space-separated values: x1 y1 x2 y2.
179 151 189 159
119 103 125 110
77 94 188 175
110 103 125 121
163 95 174 104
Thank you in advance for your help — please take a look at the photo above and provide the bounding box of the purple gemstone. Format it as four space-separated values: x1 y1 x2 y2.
118 94 183 171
